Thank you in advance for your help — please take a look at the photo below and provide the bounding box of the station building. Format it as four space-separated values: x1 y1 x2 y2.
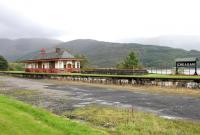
22 48 81 73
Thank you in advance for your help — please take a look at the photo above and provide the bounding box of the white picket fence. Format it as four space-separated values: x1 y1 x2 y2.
147 68 200 75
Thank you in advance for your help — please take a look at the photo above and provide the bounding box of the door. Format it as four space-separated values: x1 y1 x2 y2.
67 64 72 68
49 61 55 68
38 62 42 68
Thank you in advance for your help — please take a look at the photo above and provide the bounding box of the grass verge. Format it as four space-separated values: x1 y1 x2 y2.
2 71 200 79
0 95 107 135
63 105 200 135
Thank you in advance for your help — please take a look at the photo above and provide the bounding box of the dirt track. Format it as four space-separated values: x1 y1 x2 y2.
0 76 200 121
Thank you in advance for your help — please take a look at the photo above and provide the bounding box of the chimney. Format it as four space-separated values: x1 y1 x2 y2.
56 48 61 53
40 48 46 56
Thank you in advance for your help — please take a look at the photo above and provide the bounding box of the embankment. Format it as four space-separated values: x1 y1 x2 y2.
1 71 200 89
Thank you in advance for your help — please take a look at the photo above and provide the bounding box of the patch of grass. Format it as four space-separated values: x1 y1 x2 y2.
63 105 200 135
0 95 108 135
12 89 40 95
0 89 42 104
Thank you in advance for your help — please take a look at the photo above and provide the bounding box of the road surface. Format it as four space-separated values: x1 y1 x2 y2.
0 76 200 121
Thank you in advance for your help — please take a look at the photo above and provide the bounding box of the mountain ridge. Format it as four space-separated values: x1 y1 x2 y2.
57 39 200 67
129 35 200 51
1 38 200 68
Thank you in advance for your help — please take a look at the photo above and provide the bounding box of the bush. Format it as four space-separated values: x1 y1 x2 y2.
8 62 24 71
0 55 8 71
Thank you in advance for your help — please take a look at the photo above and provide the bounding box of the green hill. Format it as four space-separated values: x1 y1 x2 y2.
58 39 200 68
12 39 200 68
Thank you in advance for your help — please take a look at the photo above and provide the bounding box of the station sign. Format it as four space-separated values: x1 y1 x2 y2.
177 62 196 67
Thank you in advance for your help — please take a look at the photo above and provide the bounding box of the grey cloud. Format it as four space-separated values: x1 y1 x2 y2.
0 6 63 39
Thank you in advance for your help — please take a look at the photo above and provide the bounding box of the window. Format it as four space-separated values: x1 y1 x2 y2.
77 62 80 68
72 61 75 68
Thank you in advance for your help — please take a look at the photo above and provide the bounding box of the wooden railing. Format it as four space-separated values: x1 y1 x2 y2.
81 69 148 75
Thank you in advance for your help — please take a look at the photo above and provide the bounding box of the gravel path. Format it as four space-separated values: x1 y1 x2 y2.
0 76 200 121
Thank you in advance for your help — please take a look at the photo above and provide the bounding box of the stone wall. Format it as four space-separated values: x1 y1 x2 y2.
1 72 200 89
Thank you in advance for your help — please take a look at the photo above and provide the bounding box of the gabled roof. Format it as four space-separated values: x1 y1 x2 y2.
175 57 199 62
29 50 75 60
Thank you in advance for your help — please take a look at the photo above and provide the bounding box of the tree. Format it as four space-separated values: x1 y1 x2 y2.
74 54 89 69
117 51 140 69
0 55 8 71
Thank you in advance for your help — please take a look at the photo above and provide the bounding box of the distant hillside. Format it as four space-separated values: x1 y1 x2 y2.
20 39 200 68
0 38 62 60
131 35 200 51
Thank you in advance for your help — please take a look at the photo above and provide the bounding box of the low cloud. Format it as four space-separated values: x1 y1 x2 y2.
0 6 63 39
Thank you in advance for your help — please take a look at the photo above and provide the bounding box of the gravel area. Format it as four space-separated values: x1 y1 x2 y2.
0 76 200 121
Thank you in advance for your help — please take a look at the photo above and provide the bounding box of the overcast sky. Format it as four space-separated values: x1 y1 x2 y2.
1 0 200 48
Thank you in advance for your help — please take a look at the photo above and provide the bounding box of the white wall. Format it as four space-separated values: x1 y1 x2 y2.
60 61 64 69
42 62 49 69
25 60 80 69
26 63 39 69
55 61 59 69
26 63 33 68
26 62 49 69
76 61 80 68
66 61 72 65
75 61 80 68
55 61 64 69
35 63 38 68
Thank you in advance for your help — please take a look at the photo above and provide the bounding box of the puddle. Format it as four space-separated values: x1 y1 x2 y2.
160 115 183 120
